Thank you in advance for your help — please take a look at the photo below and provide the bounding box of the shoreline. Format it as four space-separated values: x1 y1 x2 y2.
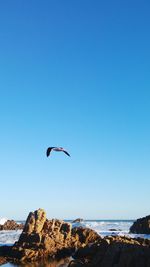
0 209 150 267
2 257 72 267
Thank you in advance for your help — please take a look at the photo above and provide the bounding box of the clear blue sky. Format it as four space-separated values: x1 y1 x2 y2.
0 0 150 220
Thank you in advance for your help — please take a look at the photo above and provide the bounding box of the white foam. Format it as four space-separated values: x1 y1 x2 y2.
0 218 7 225
72 220 150 239
1 220 150 246
0 230 22 245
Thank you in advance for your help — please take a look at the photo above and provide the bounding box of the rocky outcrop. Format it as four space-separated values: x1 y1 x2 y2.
71 236 150 267
0 220 23 230
130 215 150 234
72 218 84 223
1 208 150 267
0 208 100 263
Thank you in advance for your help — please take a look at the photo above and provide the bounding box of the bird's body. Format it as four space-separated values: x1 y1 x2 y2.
46 147 70 157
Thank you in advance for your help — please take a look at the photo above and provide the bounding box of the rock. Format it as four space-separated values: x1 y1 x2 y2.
0 257 7 266
71 227 100 246
130 215 150 234
0 208 100 263
68 259 85 266
23 208 46 234
3 208 150 267
0 220 23 230
72 236 150 267
72 218 84 223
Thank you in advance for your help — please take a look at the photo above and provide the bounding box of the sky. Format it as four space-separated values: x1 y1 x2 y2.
0 0 150 220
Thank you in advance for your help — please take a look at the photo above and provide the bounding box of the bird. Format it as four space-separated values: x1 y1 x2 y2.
46 147 70 157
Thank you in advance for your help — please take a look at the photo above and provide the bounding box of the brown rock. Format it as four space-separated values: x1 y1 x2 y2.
72 218 84 223
34 209 46 233
0 220 23 230
3 208 150 267
2 208 100 263
71 227 100 246
23 212 36 234
0 257 7 266
23 208 46 234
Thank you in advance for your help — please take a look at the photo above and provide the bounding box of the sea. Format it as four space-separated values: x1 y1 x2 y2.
1 218 150 267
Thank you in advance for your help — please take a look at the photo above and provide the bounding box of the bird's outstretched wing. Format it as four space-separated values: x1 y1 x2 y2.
46 147 55 157
63 150 70 157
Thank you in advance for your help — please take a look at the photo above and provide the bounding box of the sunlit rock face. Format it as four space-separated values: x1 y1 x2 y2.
8 208 100 262
1 209 150 267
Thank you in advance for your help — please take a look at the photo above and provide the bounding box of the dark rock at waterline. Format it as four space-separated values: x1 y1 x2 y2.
72 236 150 267
0 220 24 231
0 246 12 266
109 228 122 232
130 215 150 234
72 218 84 223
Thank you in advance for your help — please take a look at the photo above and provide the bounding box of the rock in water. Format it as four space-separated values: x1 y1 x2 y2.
1 209 150 266
130 215 150 234
73 236 150 267
0 220 23 231
7 208 100 262
72 218 84 223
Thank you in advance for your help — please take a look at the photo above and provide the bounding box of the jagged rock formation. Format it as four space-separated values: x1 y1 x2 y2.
1 209 150 267
0 220 23 230
0 208 100 263
130 215 150 234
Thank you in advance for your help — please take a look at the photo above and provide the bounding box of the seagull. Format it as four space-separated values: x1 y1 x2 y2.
46 147 70 157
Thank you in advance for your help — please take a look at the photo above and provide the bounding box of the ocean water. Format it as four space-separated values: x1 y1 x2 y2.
1 219 150 246
3 258 72 267
71 219 150 239
1 219 150 266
